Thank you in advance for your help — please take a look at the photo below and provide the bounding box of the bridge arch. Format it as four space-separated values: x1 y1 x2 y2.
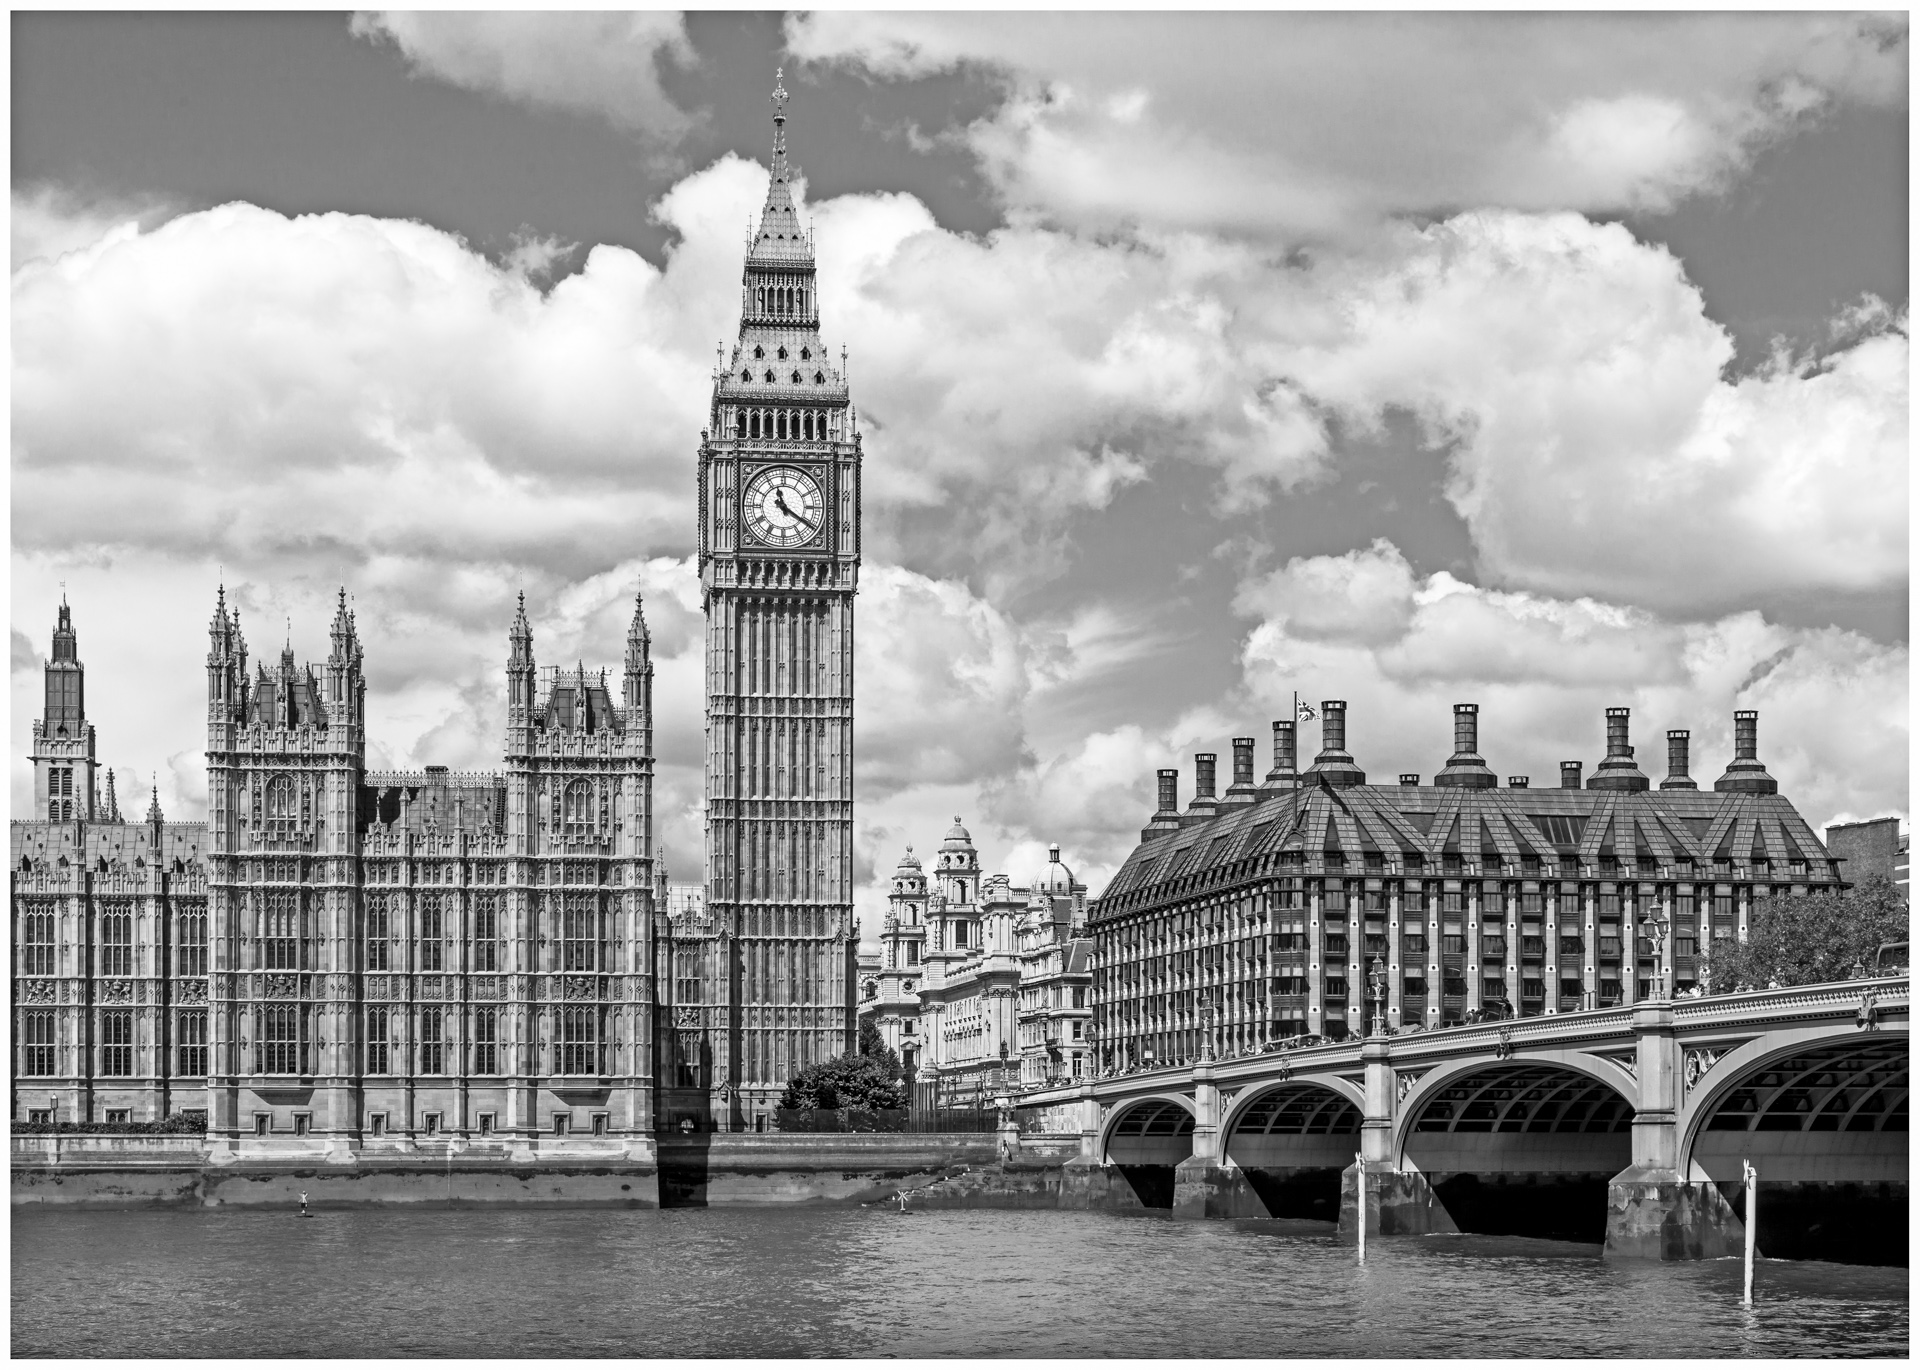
1394 1054 1638 1244
1678 1028 1906 1265
1220 1079 1364 1222
1098 1093 1196 1168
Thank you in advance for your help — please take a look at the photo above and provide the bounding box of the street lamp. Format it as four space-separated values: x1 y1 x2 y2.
1367 956 1386 1037
1638 911 1672 1000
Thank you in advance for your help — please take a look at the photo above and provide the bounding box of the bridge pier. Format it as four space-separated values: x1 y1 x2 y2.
1604 1000 1743 1261
1171 1065 1240 1217
1336 1039 1459 1240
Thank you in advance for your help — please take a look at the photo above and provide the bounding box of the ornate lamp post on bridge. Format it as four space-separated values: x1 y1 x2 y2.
1638 910 1672 1000
1367 956 1387 1037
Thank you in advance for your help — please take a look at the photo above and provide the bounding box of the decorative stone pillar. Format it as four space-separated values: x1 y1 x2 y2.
1339 1036 1458 1242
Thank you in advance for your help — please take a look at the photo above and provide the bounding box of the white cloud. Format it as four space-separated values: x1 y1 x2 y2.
349 11 696 141
789 12 1906 237
11 184 175 272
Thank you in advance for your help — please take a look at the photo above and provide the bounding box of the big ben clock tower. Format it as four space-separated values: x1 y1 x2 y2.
693 72 860 1129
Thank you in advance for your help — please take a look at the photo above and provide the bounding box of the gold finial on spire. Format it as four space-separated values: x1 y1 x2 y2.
771 66 788 124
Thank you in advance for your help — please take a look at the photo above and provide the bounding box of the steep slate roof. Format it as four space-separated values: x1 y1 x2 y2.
1094 778 1837 918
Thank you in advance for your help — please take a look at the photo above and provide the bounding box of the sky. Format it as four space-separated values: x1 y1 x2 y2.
10 12 1910 945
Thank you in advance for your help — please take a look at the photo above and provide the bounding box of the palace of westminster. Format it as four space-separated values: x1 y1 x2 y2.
9 82 1862 1147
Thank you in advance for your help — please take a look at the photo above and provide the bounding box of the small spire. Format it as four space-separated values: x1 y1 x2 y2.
146 773 164 825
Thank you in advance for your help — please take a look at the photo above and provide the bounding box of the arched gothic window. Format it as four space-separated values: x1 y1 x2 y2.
47 801 58 822
562 780 594 828
266 775 295 826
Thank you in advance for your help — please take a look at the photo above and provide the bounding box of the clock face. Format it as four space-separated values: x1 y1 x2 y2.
743 466 825 549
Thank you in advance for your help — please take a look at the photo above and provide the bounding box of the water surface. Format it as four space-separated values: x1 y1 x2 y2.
11 1207 1907 1358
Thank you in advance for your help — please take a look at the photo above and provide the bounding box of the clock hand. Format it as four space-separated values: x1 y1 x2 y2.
773 489 816 530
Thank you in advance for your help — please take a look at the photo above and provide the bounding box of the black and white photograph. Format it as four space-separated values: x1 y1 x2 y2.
8 9 1909 1359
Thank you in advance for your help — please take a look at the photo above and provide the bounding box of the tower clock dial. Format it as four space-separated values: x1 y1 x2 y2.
743 466 824 548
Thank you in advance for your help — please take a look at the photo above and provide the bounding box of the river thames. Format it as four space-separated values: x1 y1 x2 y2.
11 1206 1907 1358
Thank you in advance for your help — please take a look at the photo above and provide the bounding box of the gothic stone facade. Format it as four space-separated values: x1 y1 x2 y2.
14 592 674 1149
1090 701 1848 1073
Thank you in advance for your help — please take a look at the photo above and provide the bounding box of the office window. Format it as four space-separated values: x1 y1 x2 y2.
22 1010 56 1076
176 905 207 977
257 1005 300 1075
419 1007 445 1075
177 1011 208 1076
22 907 56 976
100 907 134 976
366 1006 389 1075
473 1007 498 1075
262 892 300 970
100 1010 134 1076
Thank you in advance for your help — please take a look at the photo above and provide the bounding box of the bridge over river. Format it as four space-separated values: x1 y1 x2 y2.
1018 977 1907 1264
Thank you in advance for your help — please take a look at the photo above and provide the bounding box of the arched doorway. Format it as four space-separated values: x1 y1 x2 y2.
1689 1037 1907 1266
1402 1062 1632 1243
1103 1099 1194 1208
1223 1083 1361 1221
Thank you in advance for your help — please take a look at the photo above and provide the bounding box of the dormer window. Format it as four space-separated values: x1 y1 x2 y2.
741 370 751 382
753 345 764 359
777 346 788 360
791 370 802 383
764 370 774 382
814 371 825 384
799 347 810 360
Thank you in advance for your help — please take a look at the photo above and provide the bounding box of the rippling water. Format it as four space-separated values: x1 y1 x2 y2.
11 1207 1907 1358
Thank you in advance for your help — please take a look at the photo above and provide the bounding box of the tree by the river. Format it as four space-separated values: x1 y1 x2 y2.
1700 874 1908 992
778 1020 906 1110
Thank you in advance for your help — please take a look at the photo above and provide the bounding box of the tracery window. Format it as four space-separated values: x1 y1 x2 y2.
366 1006 390 1074
21 1011 56 1076
176 905 207 977
560 894 600 971
22 908 55 976
262 892 300 970
558 1006 601 1076
419 895 444 972
473 895 499 973
100 907 134 976
177 1011 207 1076
418 1007 445 1075
366 895 389 972
561 780 596 831
100 1010 134 1076
473 1007 499 1075
265 774 296 827
257 1005 300 1075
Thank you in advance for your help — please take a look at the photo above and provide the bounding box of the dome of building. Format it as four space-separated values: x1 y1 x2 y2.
893 845 923 875
1033 842 1075 894
940 816 974 851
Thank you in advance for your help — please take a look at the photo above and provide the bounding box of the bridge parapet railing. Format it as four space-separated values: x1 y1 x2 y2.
1671 975 1907 1028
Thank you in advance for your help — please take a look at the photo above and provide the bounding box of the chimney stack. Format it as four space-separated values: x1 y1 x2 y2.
1588 707 1650 791
1142 768 1182 841
1222 736 1258 807
1183 752 1220 825
1508 776 1530 788
1660 729 1697 790
1399 773 1421 787
1435 702 1497 788
1302 700 1366 787
1714 709 1778 794
1262 720 1298 792
1560 761 1583 789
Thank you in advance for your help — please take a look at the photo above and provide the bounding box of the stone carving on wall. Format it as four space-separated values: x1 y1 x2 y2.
364 975 390 1001
177 980 207 1005
564 975 597 1001
1396 1068 1427 1103
674 1005 702 1029
20 980 55 1005
99 980 135 1005
419 976 443 1000
264 975 298 1000
472 976 501 1001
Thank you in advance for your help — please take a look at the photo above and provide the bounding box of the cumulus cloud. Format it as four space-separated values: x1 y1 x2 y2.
349 11 696 141
12 184 176 271
789 12 1907 237
1232 541 1907 834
